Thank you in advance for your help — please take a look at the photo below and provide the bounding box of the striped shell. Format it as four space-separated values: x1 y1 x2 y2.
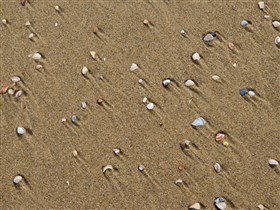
215 133 225 141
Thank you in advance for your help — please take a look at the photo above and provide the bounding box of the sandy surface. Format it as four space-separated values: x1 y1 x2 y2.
1 0 280 209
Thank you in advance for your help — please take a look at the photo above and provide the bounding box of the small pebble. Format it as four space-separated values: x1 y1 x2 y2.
81 67 88 75
180 29 186 36
212 75 220 81
192 52 200 61
185 80 195 87
138 79 143 84
102 165 113 173
13 175 23 185
8 88 15 95
146 103 154 110
92 26 99 34
258 1 265 9
11 76 21 83
2 19 7 25
72 150 78 157
192 117 206 127
113 148 121 155
203 33 214 42
175 179 183 185
189 202 201 210
142 97 148 103
233 63 237 67
130 63 138 71
81 102 87 109
268 159 279 166
90 51 96 60
54 5 61 12
257 204 265 210
272 21 280 28
25 21 31 26
214 197 227 210
275 36 280 46
240 89 248 96
214 163 221 173
162 79 171 87
264 15 270 19
248 90 255 97
222 141 229 147
17 127 26 135
71 115 77 123
138 165 145 172
240 20 249 27
36 65 43 70
215 133 225 141
32 52 42 61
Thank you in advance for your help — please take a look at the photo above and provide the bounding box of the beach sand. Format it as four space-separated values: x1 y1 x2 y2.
1 0 279 209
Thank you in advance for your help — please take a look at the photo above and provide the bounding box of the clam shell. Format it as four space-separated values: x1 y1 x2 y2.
248 90 255 97
275 36 280 45
272 21 280 28
15 90 23 98
189 203 201 210
138 165 145 171
185 80 195 87
32 52 42 61
203 33 214 42
240 20 249 27
175 179 183 185
162 79 171 87
215 133 225 141
102 165 113 173
214 163 221 173
17 127 26 135
214 198 227 210
13 175 23 184
212 75 220 81
130 63 138 71
146 103 154 110
192 117 206 127
81 67 88 75
258 1 265 9
0 84 10 94
268 159 279 166
11 76 21 83
192 52 200 61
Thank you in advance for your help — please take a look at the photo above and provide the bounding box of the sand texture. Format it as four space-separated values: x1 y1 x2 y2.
1 0 280 209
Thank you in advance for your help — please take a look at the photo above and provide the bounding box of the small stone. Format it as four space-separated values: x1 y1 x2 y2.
212 75 220 81
138 165 145 171
36 65 43 70
28 33 34 40
257 204 265 210
130 63 138 71
214 163 221 173
215 133 225 141
203 33 214 42
192 117 206 127
0 84 10 94
240 20 249 27
81 102 87 109
97 99 103 104
11 76 21 83
15 90 23 98
143 19 149 25
258 1 265 9
13 175 23 184
189 202 201 210
268 159 279 166
275 36 280 46
138 79 143 84
240 89 248 96
2 19 7 25
162 79 171 87
146 103 154 110
192 52 200 61
185 80 195 87
233 63 237 67
32 53 42 61
90 51 96 59
54 23 58 27
25 21 31 26
8 89 15 95
71 115 77 123
222 141 229 147
113 148 121 155
175 179 183 185
248 90 255 97
142 97 148 104
81 67 88 75
17 127 26 135
214 197 227 210
272 21 280 28
72 150 78 157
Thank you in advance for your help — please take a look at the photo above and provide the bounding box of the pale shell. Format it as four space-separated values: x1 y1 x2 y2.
268 159 279 166
11 76 21 83
32 53 42 61
214 163 221 173
275 36 280 45
102 165 113 173
175 179 183 185
15 90 23 98
138 165 145 171
272 21 280 28
130 63 138 71
212 75 220 81
13 175 23 184
214 198 227 210
81 102 87 109
215 133 225 141
72 150 78 157
185 80 195 87
203 33 214 42
90 51 96 59
162 79 171 87
258 1 265 9
113 148 121 155
81 67 88 75
248 90 255 97
142 97 148 103
17 127 26 135
8 89 15 95
146 103 154 110
192 52 200 61
189 202 201 210
257 204 265 210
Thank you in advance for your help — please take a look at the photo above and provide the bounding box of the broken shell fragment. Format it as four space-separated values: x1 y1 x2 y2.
268 159 279 166
192 52 200 61
228 42 235 50
214 197 227 210
203 33 214 42
257 204 265 210
142 97 148 104
215 133 225 142
130 63 138 71
32 52 42 61
185 80 195 87
222 141 229 147
25 21 31 26
90 51 96 60
13 175 23 185
8 89 15 95
192 117 206 127
214 163 221 173
248 90 255 97
81 102 87 109
113 148 121 155
72 150 78 157
102 165 113 173
175 179 183 185
138 165 145 172
146 103 154 110
189 202 201 210
15 90 23 98
11 76 21 83
275 36 280 46
0 84 10 94
143 19 149 25
97 99 103 104
272 21 280 28
258 1 265 9
2 19 7 25
36 65 43 70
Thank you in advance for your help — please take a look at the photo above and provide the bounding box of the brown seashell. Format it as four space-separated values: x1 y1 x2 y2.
215 133 225 141
178 165 185 171
228 42 235 50
0 84 10 94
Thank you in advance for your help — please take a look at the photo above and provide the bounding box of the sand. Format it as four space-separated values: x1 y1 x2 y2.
0 0 280 209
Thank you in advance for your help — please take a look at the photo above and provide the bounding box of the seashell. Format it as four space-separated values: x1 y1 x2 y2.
189 202 201 210
61 118 67 123
146 103 154 110
28 33 34 39
175 179 183 185
15 90 23 98
268 159 279 166
180 29 186 36
17 127 26 135
214 197 227 210
228 42 235 50
81 102 87 109
97 99 103 104
32 52 42 61
138 165 145 171
36 65 43 70
185 80 195 87
240 89 248 96
90 51 96 60
13 175 23 184
257 204 265 210
233 63 237 67
162 79 171 87
248 90 255 97
264 15 270 19
0 84 10 94
113 148 121 155
222 141 229 147
215 133 225 141
130 63 138 71
142 97 148 104
214 163 221 173
71 115 77 123
138 78 143 84
54 5 61 11
272 21 280 28
203 33 214 42
25 21 31 26
240 20 249 27
258 1 265 9
180 140 190 150
81 67 88 75
11 76 21 83
102 165 113 173
72 150 78 157
275 36 280 46
192 117 206 127
8 88 15 95
143 19 149 25
212 75 220 81
192 52 200 61
2 19 7 25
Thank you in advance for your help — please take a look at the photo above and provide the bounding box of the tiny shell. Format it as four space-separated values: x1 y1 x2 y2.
268 159 279 166
212 75 220 81
97 99 103 104
138 165 145 171
0 84 10 94
272 21 280 28
189 202 201 210
15 90 23 98
215 133 225 141
275 36 280 45
228 42 235 50
81 67 88 75
240 20 249 27
222 141 229 146
32 52 42 61
54 5 61 11
248 90 255 97
25 21 31 26
180 29 186 36
180 140 190 150
102 165 113 173
143 19 149 25
130 63 138 71
17 127 26 135
138 79 143 84
90 51 96 59
175 179 183 185
113 148 121 155
203 33 214 42
214 198 227 210
36 65 43 70
146 103 154 110
8 89 15 95
257 204 265 210
61 118 67 122
13 175 23 184
81 102 87 109
72 150 78 157
142 97 148 103
162 79 171 87
258 1 265 9
11 76 21 83
185 80 195 87
214 163 221 173
192 117 206 127
71 115 77 123
28 33 34 39
2 19 7 25
192 52 200 61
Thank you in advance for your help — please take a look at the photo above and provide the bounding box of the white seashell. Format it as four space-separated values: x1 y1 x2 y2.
32 53 42 61
142 97 148 103
13 175 23 184
257 204 265 210
138 79 143 84
72 150 78 157
272 21 280 28
11 76 21 83
192 117 206 127
54 23 58 27
54 5 61 11
258 1 265 9
268 159 279 166
214 163 221 173
275 36 280 46
203 33 214 42
146 103 154 110
130 63 138 71
189 202 201 210
61 118 67 122
81 102 87 109
192 52 200 61
264 15 270 19
248 90 255 97
175 179 183 185
25 21 31 26
17 127 26 135
240 20 249 27
138 165 145 171
81 67 88 75
29 33 34 39
2 19 7 25
15 90 23 98
71 115 77 123
180 29 186 36
36 65 43 70
162 79 171 87
212 75 220 81
8 89 15 95
233 63 237 67
113 148 121 155
185 80 195 87
102 165 113 173
215 198 227 210
90 51 96 59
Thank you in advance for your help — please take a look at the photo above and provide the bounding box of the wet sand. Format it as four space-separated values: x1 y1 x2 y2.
0 0 280 209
